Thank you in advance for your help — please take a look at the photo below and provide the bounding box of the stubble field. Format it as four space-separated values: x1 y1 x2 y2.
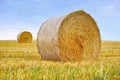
0 40 120 80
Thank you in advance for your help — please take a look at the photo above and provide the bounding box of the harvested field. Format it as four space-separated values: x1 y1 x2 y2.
0 40 120 80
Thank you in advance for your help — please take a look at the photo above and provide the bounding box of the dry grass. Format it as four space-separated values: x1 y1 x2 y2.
0 40 120 80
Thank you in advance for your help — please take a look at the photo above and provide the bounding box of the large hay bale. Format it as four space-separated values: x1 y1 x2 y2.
17 31 33 43
37 10 101 61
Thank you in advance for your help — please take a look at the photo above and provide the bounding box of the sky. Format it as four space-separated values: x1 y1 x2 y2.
0 0 120 41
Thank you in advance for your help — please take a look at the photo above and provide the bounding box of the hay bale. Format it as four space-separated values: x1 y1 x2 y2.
17 31 33 43
37 10 101 61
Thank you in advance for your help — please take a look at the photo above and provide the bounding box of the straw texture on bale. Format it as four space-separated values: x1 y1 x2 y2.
37 10 101 62
17 31 33 43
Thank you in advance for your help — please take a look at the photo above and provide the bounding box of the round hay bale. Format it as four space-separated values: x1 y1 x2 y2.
37 10 101 62
17 31 33 43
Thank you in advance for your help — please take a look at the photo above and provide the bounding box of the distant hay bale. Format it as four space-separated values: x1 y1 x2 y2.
37 10 101 62
17 31 33 43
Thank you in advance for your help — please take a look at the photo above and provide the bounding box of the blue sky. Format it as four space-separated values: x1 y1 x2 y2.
0 0 120 41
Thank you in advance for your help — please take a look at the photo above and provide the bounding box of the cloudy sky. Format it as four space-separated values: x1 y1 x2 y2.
0 0 120 40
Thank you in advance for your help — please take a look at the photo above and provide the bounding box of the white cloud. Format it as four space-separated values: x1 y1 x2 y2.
99 1 120 17
0 22 38 40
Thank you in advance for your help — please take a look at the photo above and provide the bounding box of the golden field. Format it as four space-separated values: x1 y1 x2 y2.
0 40 120 80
